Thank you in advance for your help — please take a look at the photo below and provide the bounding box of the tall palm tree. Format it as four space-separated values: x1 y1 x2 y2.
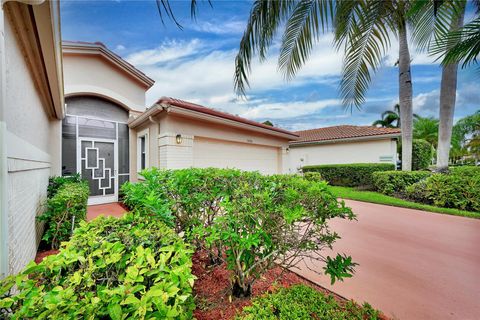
234 1 416 170
410 0 466 169
372 104 401 128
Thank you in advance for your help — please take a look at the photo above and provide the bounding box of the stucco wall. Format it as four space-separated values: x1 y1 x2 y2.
63 54 148 112
130 112 291 178
3 18 61 275
288 138 397 173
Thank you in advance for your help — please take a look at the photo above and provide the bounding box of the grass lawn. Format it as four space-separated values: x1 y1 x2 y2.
329 186 480 219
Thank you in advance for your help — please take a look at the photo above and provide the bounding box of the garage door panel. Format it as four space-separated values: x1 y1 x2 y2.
193 138 279 174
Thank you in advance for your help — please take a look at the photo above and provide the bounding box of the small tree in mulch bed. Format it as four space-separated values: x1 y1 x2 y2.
122 168 358 298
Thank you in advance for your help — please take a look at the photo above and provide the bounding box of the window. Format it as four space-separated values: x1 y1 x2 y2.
137 129 149 173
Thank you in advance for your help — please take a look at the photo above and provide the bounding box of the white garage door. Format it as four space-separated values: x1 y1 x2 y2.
193 137 279 174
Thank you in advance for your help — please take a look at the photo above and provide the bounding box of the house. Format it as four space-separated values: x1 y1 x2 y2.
0 1 64 277
128 97 297 181
0 8 297 276
288 125 400 172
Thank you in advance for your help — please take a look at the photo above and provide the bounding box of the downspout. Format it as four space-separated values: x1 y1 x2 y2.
0 4 9 278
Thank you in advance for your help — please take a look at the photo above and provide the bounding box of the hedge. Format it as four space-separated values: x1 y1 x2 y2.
237 284 380 320
37 180 89 249
406 166 480 212
122 168 356 297
412 139 432 171
0 213 195 319
372 170 431 195
302 163 395 187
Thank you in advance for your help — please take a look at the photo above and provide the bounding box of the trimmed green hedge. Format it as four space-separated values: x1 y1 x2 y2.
406 167 480 212
237 284 380 320
0 213 195 319
37 180 89 249
302 163 395 187
47 174 82 198
372 170 431 195
412 139 432 171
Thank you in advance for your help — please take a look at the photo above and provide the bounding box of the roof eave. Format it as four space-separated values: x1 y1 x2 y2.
290 133 401 147
129 103 298 140
62 42 155 88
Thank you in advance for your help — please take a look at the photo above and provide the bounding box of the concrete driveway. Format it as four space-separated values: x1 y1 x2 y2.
294 199 480 320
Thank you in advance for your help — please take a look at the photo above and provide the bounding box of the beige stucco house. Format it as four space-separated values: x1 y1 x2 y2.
288 125 400 173
0 0 64 277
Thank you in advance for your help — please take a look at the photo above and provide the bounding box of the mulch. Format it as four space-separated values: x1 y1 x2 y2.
191 250 388 320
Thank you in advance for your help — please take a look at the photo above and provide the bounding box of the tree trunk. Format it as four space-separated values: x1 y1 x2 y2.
436 7 465 171
398 23 413 171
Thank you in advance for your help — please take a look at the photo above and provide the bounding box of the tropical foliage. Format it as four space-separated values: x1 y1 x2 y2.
237 284 380 320
406 166 480 212
0 213 195 319
412 139 434 170
372 170 432 195
372 104 401 128
37 178 89 249
413 116 439 147
122 168 357 297
302 163 395 187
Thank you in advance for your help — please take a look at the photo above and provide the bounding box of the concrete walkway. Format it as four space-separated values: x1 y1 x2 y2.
87 202 126 221
294 199 480 320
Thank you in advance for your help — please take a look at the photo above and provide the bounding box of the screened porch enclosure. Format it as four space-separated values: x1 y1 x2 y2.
61 96 130 204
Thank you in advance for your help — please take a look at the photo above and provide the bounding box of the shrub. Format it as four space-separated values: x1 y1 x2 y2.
406 167 480 212
372 170 431 195
0 213 195 319
412 139 433 171
47 174 82 198
303 171 323 182
122 168 357 297
37 180 89 249
237 284 380 320
302 163 395 187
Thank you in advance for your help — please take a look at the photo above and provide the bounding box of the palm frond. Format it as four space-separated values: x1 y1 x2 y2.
278 0 334 80
234 1 295 96
335 0 393 110
156 0 183 29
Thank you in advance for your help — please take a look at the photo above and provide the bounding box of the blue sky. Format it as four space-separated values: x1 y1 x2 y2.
61 0 479 131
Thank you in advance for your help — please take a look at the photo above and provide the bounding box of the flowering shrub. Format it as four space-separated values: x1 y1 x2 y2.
0 213 195 319
123 168 357 297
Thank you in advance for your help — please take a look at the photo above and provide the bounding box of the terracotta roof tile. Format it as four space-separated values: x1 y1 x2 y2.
156 97 298 137
292 125 401 144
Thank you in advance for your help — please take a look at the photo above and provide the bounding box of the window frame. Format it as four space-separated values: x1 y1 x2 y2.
137 128 149 174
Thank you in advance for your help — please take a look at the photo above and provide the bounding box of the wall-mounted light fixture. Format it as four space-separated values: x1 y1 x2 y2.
176 134 183 144
286 147 290 154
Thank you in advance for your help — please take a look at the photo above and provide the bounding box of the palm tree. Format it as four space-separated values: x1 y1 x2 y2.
413 116 439 147
234 1 417 170
372 104 401 128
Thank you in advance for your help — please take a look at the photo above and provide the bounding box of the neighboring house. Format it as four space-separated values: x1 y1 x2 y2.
0 1 64 277
288 125 400 172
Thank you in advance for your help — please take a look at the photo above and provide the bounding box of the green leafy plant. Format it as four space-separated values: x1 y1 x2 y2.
372 170 431 196
302 163 395 187
37 180 89 249
123 168 357 297
0 212 195 319
237 284 380 320
406 167 480 212
303 171 323 182
47 173 82 198
412 139 433 171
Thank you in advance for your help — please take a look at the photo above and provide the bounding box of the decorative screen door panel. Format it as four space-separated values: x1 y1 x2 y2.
79 139 117 204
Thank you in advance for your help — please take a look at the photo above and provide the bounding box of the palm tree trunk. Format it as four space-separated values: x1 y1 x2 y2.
436 7 465 171
398 23 413 171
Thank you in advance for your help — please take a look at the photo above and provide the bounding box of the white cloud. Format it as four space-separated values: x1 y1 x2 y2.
190 20 245 35
241 99 341 120
126 39 203 67
115 44 126 51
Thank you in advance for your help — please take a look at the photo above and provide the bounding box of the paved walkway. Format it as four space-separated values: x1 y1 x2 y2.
294 199 480 320
87 202 127 221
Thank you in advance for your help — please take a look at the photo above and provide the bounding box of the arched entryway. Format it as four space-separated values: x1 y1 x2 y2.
62 96 130 204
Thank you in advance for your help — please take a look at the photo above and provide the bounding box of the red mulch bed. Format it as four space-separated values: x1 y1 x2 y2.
192 250 389 320
34 249 59 264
